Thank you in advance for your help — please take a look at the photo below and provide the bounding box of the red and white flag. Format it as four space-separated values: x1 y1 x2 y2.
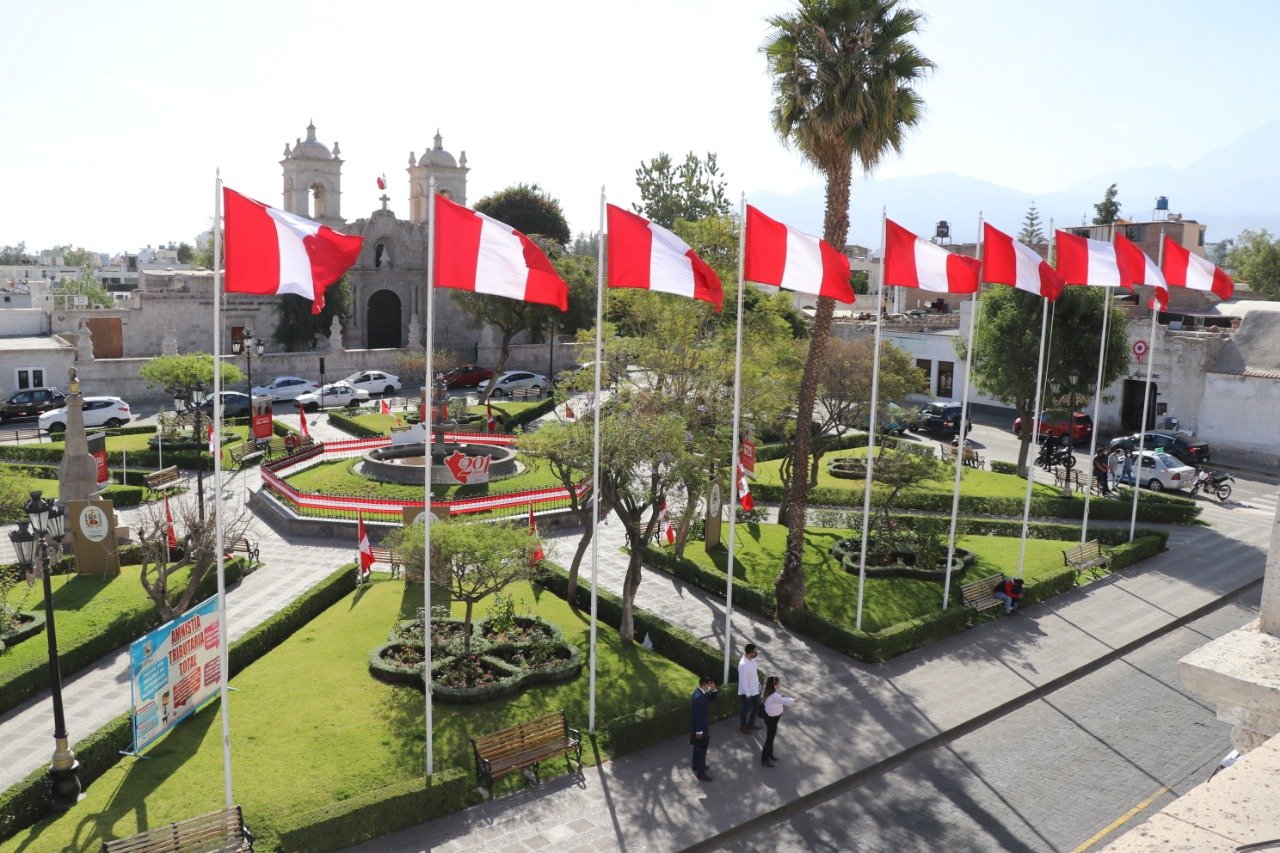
736 463 754 512
376 174 387 191
485 402 497 433
884 219 981 293
1162 236 1234 301
744 205 854 304
606 204 723 311
433 194 569 311
564 402 576 421
379 398 392 416
529 505 545 565
223 187 363 315
163 493 178 556
659 501 676 546
1054 230 1137 289
298 409 309 438
206 423 216 455
357 514 375 582
1115 234 1169 308
981 223 1065 300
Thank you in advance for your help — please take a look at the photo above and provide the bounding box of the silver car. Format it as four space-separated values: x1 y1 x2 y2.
477 371 549 398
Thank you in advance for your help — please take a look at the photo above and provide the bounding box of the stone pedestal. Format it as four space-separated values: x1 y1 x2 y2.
57 368 101 504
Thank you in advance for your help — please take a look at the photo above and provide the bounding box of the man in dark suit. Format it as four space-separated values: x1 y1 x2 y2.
690 675 718 782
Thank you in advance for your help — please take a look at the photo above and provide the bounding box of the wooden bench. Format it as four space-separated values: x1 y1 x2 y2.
227 536 260 566
959 573 1003 615
1063 539 1111 579
1052 466 1086 493
144 466 182 491
963 446 984 469
229 443 265 467
508 387 546 401
265 435 314 458
102 804 252 852
369 545 404 578
470 710 582 798
939 442 956 463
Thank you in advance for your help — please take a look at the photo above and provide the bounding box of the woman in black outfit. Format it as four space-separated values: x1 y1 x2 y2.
761 675 799 767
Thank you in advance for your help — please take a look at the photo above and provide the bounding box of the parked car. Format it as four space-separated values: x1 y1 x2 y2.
477 371 550 398
343 370 402 396
252 376 319 402
910 402 972 436
437 364 494 389
0 387 66 422
40 397 132 433
294 382 370 412
1012 411 1093 445
199 391 254 418
1120 449 1196 492
1109 431 1210 466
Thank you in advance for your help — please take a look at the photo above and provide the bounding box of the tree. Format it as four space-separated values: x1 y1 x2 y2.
0 242 28 264
764 0 934 619
1018 202 1046 245
633 151 730 228
137 499 252 623
474 184 571 246
270 276 351 351
1226 229 1280 300
176 242 195 264
517 421 594 601
139 353 243 440
386 517 538 656
1093 183 1121 226
51 269 113 308
872 449 948 550
568 232 599 258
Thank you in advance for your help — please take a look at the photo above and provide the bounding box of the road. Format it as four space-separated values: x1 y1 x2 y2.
708 586 1261 853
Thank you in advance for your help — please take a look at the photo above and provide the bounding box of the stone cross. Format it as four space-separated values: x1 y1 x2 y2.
380 194 390 211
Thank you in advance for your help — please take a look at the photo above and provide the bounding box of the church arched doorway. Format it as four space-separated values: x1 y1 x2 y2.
366 290 402 349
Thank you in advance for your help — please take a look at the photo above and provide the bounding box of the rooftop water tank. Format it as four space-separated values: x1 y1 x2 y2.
1155 196 1169 211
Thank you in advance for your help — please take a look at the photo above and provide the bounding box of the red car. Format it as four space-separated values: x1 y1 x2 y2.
437 364 494 389
1012 411 1093 445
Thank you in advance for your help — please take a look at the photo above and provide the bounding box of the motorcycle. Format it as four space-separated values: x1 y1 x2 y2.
1036 434 1076 471
1190 468 1234 502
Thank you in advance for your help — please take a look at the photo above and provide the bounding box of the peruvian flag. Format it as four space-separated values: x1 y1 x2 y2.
298 409 309 438
433 194 569 311
1162 236 1234 301
528 505 544 565
1115 234 1169 308
223 187 363 315
659 501 676 546
376 174 387 191
206 423 216 455
565 402 576 421
485 402 497 433
981 223 1065 300
1055 230 1138 288
357 514 375 582
606 205 723 311
379 398 392 416
163 493 178 556
744 205 854 304
736 463 754 512
884 219 980 293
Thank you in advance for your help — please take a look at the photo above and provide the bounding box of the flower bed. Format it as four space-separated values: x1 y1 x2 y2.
828 537 973 580
0 611 44 651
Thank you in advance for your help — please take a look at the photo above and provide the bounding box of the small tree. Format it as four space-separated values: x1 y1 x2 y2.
518 421 592 601
51 269 113 308
139 353 243 440
1226 229 1280 300
871 449 948 552
137 499 253 623
1093 183 1121 226
1018 202 1046 245
633 151 730 228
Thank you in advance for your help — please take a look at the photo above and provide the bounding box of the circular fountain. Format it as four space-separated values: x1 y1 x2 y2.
361 434 519 485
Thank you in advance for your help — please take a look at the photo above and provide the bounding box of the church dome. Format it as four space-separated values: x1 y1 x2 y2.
419 130 458 168
289 121 334 160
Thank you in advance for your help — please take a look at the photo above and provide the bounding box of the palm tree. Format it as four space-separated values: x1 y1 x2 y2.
763 0 933 618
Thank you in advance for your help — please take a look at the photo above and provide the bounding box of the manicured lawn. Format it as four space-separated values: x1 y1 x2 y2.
686 522 1078 632
284 455 565 501
0 578 696 851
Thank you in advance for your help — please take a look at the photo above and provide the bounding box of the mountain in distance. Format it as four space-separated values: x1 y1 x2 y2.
750 120 1280 248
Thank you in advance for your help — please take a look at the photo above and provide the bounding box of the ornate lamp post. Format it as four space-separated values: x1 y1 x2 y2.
230 327 265 397
8 491 80 810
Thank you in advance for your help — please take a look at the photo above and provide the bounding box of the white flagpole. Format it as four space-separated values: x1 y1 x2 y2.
212 171 233 809
942 214 982 609
1128 230 1165 541
1079 224 1116 544
423 177 436 776
588 187 605 733
722 194 747 684
1016 226 1054 579
854 209 888 631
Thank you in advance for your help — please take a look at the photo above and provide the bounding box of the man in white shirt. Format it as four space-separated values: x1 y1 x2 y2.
738 643 762 733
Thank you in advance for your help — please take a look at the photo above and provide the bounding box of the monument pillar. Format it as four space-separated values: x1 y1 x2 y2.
57 368 102 503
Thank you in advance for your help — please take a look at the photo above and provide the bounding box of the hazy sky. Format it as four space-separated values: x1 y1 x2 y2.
3 0 1276 253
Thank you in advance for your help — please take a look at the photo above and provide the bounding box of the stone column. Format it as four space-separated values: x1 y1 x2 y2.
57 368 101 503
408 313 421 348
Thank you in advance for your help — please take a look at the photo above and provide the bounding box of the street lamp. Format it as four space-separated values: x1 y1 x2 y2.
192 382 206 521
230 327 265 397
8 491 80 811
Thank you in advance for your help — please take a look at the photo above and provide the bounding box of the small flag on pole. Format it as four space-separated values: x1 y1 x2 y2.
164 493 178 557
659 501 676 546
606 204 724 311
486 403 497 433
565 402 576 421
376 174 387 191
736 463 754 512
357 513 375 583
379 398 392 416
529 504 544 565
299 409 310 438
206 423 216 456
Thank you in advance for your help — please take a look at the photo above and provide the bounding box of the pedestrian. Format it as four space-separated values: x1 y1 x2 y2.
738 643 762 733
760 676 798 767
992 576 1024 615
690 675 718 782
1110 447 1125 490
1093 449 1113 496
1121 450 1134 486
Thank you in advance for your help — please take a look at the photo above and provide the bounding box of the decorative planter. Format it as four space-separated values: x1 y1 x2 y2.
0 610 46 650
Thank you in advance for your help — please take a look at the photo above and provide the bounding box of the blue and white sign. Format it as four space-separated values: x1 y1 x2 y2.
129 596 223 752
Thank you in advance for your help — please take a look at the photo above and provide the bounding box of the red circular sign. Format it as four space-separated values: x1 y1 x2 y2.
1132 340 1148 358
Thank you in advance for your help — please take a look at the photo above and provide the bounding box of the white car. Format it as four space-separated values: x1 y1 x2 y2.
477 371 550 398
1123 449 1195 492
252 376 319 402
294 382 370 412
40 397 132 433
344 370 402 397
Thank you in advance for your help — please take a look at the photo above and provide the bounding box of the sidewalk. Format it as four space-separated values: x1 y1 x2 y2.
352 500 1272 852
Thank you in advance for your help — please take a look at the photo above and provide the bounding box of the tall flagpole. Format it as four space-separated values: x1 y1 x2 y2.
1079 223 1116 544
854 209 888 631
1129 230 1165 541
1016 227 1055 579
722 194 747 684
423 177 436 776
212 171 233 809
588 188 605 733
942 214 982 609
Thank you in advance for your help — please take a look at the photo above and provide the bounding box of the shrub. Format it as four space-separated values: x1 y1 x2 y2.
599 689 736 757
990 460 1019 475
325 410 384 438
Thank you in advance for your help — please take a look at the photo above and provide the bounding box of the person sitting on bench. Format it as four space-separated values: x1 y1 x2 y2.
992 576 1024 615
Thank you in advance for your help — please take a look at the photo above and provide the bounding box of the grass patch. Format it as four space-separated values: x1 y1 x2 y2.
0 578 695 852
284 456 564 501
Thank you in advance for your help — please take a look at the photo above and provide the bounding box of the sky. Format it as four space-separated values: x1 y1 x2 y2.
3 0 1278 254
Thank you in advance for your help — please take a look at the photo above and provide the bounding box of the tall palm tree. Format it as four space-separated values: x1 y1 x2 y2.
764 0 933 618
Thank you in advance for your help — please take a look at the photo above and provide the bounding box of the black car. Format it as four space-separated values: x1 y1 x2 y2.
911 402 973 436
199 392 254 418
1109 431 1211 466
0 387 66 422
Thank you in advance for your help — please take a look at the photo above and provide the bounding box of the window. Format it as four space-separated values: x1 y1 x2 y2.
916 358 931 383
937 361 954 398
15 368 45 390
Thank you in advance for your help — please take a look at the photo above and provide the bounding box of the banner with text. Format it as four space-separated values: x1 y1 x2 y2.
128 596 223 752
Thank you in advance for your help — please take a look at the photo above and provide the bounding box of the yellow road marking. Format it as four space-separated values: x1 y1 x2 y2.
1071 785 1170 853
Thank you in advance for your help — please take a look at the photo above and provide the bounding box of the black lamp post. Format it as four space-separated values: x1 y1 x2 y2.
192 382 206 521
230 327 265 398
9 491 80 810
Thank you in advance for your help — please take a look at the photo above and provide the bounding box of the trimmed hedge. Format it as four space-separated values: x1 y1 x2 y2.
990 460 1019 475
0 610 45 649
599 688 736 757
0 442 211 472
325 409 384 438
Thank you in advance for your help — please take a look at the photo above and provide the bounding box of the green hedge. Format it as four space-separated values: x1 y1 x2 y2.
599 688 736 757
990 460 1019 475
0 443 211 472
325 410 384 438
